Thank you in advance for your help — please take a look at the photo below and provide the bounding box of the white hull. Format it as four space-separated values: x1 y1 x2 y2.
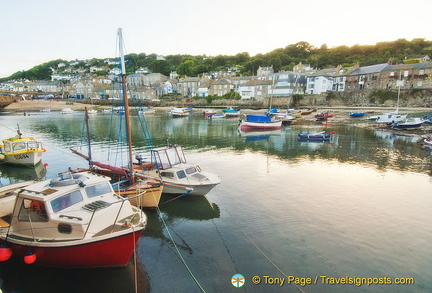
2 151 43 165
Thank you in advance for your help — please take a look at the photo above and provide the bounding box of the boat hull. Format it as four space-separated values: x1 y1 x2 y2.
162 182 218 196
239 120 282 131
117 184 163 209
1 150 44 165
1 229 143 268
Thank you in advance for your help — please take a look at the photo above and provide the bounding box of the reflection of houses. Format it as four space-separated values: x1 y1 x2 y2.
379 62 432 90
346 63 388 90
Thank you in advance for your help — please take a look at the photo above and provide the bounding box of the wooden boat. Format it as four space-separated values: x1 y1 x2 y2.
238 114 282 131
0 129 45 166
349 112 365 117
135 144 220 196
298 131 335 141
0 171 146 267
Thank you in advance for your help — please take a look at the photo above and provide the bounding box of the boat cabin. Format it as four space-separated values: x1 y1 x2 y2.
1 137 43 154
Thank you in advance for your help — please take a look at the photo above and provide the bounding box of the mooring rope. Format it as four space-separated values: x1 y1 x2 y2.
155 204 207 293
212 188 307 293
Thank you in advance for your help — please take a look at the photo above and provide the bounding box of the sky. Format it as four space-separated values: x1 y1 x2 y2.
1 0 432 78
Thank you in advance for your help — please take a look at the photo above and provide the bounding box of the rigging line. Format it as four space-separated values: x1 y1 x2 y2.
212 188 307 293
155 205 207 293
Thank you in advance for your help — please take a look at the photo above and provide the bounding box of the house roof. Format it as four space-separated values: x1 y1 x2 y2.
382 62 432 71
348 63 388 75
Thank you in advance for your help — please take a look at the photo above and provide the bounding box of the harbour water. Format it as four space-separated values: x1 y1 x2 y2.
0 110 431 293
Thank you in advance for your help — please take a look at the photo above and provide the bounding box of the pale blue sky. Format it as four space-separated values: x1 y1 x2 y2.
1 0 431 77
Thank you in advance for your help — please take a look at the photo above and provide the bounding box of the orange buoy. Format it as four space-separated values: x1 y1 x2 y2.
24 252 36 264
0 245 13 261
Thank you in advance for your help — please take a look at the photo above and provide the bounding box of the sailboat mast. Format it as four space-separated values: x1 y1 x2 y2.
396 70 402 113
84 107 92 167
118 28 135 184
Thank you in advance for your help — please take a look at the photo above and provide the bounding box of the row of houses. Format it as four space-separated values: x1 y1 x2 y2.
2 58 432 101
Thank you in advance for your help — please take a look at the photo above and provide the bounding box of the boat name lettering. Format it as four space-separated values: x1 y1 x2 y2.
14 154 30 160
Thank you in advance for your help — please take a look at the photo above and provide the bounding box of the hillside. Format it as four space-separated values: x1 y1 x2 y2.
1 38 431 82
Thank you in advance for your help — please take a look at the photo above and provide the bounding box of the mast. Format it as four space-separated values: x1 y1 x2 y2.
118 28 135 184
84 107 92 168
396 71 402 114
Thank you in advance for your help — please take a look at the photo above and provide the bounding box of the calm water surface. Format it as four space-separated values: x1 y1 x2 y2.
0 110 431 293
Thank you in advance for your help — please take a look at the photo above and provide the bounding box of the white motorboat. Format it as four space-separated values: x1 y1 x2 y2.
135 144 220 196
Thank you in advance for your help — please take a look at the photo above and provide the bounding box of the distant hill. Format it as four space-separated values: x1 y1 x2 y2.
1 38 431 82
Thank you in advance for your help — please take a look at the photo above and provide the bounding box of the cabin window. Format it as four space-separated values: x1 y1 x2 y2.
50 190 83 213
27 141 40 149
160 172 174 179
3 143 11 152
12 142 27 152
185 167 197 175
177 170 187 179
18 199 48 222
85 183 112 198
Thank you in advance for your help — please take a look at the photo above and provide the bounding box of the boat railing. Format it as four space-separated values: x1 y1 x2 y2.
82 193 145 238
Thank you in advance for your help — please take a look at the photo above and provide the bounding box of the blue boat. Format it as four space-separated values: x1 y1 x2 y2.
349 112 365 117
245 114 272 123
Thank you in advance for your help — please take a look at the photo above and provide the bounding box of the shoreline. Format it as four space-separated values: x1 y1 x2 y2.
3 99 432 113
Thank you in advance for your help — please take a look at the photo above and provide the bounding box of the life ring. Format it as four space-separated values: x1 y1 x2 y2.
50 174 87 186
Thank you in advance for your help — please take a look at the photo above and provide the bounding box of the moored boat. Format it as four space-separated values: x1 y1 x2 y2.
0 171 146 267
391 117 423 129
135 144 220 196
238 114 282 131
349 112 365 117
203 109 216 117
169 107 192 117
0 130 45 166
222 108 240 117
297 131 334 141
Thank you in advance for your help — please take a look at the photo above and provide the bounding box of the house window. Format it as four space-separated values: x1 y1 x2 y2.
390 72 394 76
404 71 409 77
417 81 423 87
419 69 425 75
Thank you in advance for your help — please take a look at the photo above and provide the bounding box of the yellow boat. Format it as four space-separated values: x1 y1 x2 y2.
0 131 45 166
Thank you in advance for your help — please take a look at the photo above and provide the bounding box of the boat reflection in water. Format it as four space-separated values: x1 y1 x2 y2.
238 129 282 142
0 161 47 184
144 194 220 238
0 257 149 293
